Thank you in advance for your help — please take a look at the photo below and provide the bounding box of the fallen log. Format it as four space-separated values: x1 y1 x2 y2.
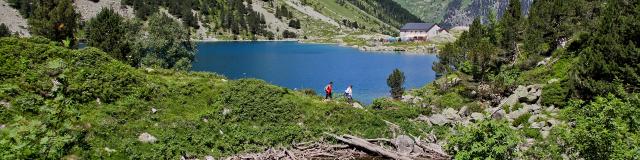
325 133 413 160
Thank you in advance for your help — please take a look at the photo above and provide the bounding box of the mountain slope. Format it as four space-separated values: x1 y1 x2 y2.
393 0 533 28
1 0 418 40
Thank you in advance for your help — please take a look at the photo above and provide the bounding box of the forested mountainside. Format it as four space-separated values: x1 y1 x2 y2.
336 0 422 28
2 0 419 40
393 0 533 28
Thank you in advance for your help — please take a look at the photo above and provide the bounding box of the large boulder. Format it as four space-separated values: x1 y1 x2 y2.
486 107 506 120
458 106 470 117
499 85 543 107
442 108 461 121
470 112 484 122
401 95 423 104
428 114 451 126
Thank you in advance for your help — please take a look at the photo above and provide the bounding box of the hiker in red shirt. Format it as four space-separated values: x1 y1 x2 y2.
324 82 333 100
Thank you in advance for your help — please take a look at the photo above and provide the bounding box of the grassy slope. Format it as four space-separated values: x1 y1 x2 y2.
0 37 431 159
280 0 394 39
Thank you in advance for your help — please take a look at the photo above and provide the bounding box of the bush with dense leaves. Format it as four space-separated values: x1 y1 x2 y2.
562 94 640 159
445 120 521 159
214 79 299 124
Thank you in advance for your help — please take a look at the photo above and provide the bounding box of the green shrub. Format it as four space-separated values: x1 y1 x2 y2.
561 94 640 159
446 120 521 159
466 102 485 113
299 88 317 96
522 127 541 139
502 104 511 113
512 113 532 127
436 92 465 110
541 81 570 107
215 79 299 124
371 98 405 110
387 69 405 99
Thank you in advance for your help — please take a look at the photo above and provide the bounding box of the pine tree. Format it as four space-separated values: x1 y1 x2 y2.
86 8 140 65
0 23 10 37
570 0 640 98
387 69 405 100
499 0 523 61
524 0 583 56
28 0 79 45
138 12 195 70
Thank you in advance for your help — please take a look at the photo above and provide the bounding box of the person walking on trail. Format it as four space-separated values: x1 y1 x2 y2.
324 82 333 100
344 85 353 103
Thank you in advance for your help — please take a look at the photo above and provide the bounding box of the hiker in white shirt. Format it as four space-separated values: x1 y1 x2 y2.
344 85 353 103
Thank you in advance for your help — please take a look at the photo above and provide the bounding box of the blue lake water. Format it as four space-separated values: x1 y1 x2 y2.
192 41 438 104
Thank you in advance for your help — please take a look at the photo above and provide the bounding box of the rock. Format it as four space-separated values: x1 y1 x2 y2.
352 102 364 109
527 104 542 111
391 135 415 155
547 119 560 127
507 107 531 121
541 130 550 139
546 106 559 113
519 85 543 104
104 147 116 153
487 108 506 120
416 114 430 122
401 95 415 103
151 108 158 114
470 112 484 122
428 114 451 126
401 95 423 104
144 68 155 72
0 100 10 108
0 124 5 129
458 106 470 117
499 85 543 107
442 108 460 121
222 108 231 115
537 57 552 67
528 114 546 124
530 122 544 129
205 156 215 160
138 132 157 143
51 78 62 93
412 145 425 154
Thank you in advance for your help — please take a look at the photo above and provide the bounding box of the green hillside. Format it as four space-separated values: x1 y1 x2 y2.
0 37 430 159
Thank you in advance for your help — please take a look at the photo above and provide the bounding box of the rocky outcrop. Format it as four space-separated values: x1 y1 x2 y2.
401 95 423 104
499 84 543 107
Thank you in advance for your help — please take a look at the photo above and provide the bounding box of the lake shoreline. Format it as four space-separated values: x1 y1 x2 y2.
194 38 439 55
194 41 439 104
